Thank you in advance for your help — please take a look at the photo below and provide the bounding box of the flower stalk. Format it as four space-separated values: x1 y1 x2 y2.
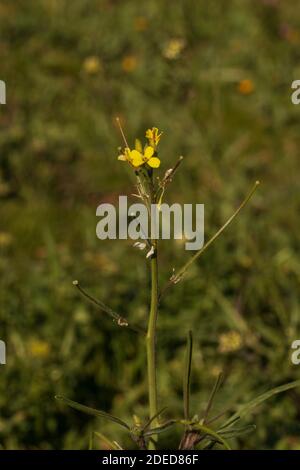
146 249 159 448
117 122 163 448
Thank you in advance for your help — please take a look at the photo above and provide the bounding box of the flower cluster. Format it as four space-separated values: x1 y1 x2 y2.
118 127 162 169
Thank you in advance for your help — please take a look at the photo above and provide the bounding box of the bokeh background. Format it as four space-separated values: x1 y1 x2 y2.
0 0 300 449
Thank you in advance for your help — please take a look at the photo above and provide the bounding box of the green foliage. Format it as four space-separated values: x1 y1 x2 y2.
1 0 300 449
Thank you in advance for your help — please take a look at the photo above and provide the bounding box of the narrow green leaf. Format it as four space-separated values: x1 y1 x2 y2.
183 331 193 420
145 418 231 451
143 407 168 431
203 372 223 423
192 423 231 450
220 424 256 439
55 395 130 429
144 419 178 437
221 379 300 430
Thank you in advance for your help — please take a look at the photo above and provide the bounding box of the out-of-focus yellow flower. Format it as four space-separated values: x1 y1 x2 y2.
238 79 254 95
218 331 242 353
146 127 163 148
0 232 13 247
134 16 148 32
163 38 185 60
28 339 51 359
118 145 160 168
121 55 138 73
83 56 102 74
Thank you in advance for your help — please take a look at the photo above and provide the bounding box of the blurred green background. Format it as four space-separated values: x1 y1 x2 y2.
1 0 300 450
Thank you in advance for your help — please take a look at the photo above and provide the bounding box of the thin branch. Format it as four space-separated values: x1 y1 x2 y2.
73 281 145 335
159 181 260 300
155 156 184 202
161 155 184 186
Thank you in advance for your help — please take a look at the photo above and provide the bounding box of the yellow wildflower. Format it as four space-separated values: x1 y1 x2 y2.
0 232 13 247
83 56 102 75
238 79 254 95
121 55 138 73
145 127 163 148
218 331 242 353
118 145 160 168
163 38 185 60
28 339 50 359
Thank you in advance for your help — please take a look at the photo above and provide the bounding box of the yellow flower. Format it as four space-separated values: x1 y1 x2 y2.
28 339 50 359
237 79 254 95
163 38 185 60
218 331 242 353
83 56 102 74
0 232 13 247
121 55 138 73
145 127 163 147
118 145 160 168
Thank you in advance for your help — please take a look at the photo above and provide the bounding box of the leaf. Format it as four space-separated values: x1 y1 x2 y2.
183 331 193 420
145 418 231 450
55 395 130 429
219 424 256 439
143 407 168 431
203 372 223 423
191 422 231 450
220 379 300 430
144 419 178 437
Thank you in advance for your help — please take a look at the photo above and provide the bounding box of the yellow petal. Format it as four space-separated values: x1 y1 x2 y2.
144 146 154 160
145 128 153 139
148 157 161 168
130 150 144 167
118 154 127 161
146 127 162 146
135 139 143 152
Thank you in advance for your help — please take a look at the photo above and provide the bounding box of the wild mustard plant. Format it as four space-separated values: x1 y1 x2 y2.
56 123 300 450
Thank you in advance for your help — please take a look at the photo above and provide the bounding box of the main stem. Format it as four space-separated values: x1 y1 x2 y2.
146 248 159 449
147 169 159 448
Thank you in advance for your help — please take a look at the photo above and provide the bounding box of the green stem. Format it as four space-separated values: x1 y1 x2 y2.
146 169 159 449
146 249 159 449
